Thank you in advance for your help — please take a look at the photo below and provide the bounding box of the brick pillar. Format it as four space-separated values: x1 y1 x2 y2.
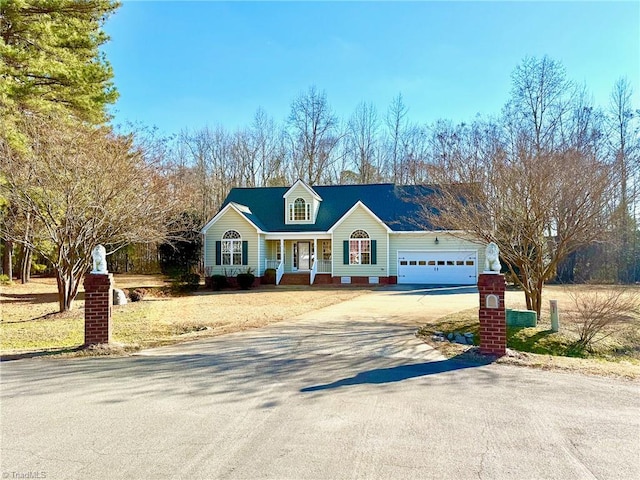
478 273 506 356
83 273 113 346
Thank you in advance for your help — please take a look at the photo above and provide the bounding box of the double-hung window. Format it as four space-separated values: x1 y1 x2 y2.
349 230 370 265
222 230 242 265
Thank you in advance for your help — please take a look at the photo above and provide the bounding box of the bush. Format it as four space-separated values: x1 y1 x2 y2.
0 274 11 285
167 272 201 293
129 288 147 302
565 287 640 351
263 268 276 285
209 275 228 291
237 272 255 290
181 272 201 290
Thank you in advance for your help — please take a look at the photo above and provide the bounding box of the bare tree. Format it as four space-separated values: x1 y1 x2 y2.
0 115 189 312
384 93 409 183
422 130 611 316
418 57 612 315
287 86 341 185
607 78 639 282
507 55 573 152
346 102 380 183
250 108 288 187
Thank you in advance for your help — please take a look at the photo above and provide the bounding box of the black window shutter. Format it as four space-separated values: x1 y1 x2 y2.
371 240 377 265
215 241 221 265
242 241 248 265
343 240 349 265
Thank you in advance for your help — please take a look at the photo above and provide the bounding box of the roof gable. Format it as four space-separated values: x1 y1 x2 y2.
283 179 322 201
328 201 392 233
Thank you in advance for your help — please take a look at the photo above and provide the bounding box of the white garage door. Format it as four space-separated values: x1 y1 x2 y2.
397 251 477 285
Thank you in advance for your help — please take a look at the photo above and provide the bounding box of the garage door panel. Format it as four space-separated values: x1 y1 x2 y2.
398 251 477 285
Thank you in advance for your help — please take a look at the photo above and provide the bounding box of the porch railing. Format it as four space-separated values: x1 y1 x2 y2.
310 258 317 285
275 261 284 285
265 259 280 270
316 259 331 273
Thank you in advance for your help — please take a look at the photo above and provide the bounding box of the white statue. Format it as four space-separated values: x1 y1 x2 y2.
484 242 501 273
91 245 108 274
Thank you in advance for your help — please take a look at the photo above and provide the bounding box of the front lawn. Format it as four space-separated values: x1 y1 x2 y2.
1 276 369 356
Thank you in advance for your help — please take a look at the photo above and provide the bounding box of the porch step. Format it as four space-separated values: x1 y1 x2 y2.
279 272 310 286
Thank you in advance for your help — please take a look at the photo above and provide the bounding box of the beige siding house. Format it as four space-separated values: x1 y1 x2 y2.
201 180 486 285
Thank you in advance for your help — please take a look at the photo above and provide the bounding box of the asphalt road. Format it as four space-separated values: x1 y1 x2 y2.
1 286 639 480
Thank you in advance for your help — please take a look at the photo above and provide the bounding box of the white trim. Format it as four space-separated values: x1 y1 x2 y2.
331 232 334 277
203 233 207 268
201 203 264 234
283 179 322 201
264 232 331 240
328 201 392 234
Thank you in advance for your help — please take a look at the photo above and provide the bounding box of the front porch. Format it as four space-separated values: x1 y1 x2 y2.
264 238 332 285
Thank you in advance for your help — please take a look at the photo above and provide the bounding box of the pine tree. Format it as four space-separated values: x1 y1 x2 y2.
0 0 119 144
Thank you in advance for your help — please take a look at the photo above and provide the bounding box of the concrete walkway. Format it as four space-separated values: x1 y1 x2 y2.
1 286 638 480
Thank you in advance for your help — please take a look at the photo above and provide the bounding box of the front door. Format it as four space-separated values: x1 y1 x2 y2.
297 242 311 270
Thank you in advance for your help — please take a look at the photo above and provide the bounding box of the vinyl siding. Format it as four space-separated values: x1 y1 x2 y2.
332 205 388 277
203 209 259 276
389 232 485 276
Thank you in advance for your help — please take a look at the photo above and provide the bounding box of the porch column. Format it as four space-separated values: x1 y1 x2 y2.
280 239 284 264
313 238 317 265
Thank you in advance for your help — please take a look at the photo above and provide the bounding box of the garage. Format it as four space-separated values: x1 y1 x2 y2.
397 251 478 285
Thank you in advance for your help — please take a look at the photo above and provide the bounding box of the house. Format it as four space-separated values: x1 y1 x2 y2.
201 180 486 286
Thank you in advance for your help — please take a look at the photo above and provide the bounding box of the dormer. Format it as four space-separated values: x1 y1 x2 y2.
283 179 322 225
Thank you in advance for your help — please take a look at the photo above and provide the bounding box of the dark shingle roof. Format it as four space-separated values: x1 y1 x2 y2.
220 183 438 232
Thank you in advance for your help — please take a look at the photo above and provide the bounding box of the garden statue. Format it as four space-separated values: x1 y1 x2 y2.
484 242 501 273
91 244 108 274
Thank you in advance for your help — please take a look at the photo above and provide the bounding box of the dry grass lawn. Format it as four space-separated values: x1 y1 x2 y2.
0 275 369 356
418 284 640 380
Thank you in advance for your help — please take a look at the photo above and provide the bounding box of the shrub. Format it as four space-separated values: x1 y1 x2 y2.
129 288 147 302
0 274 11 285
181 272 201 290
263 268 276 285
210 275 228 291
565 287 640 351
237 271 255 290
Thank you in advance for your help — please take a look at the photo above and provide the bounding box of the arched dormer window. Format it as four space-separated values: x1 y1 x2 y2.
222 230 242 265
349 230 370 265
289 197 310 221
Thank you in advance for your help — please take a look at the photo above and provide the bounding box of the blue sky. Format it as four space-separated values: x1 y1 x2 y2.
103 1 640 135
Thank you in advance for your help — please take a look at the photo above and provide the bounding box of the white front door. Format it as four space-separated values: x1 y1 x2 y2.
397 251 477 285
297 242 311 270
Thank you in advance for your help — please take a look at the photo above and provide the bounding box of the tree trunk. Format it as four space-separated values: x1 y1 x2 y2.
533 282 543 318
2 240 13 279
56 270 80 312
18 244 32 284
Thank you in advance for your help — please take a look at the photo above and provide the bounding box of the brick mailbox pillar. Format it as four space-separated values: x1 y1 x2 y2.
83 273 114 345
478 273 506 356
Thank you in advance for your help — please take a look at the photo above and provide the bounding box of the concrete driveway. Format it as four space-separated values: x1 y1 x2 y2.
1 286 638 480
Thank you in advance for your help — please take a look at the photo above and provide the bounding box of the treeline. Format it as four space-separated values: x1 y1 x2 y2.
142 57 637 283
